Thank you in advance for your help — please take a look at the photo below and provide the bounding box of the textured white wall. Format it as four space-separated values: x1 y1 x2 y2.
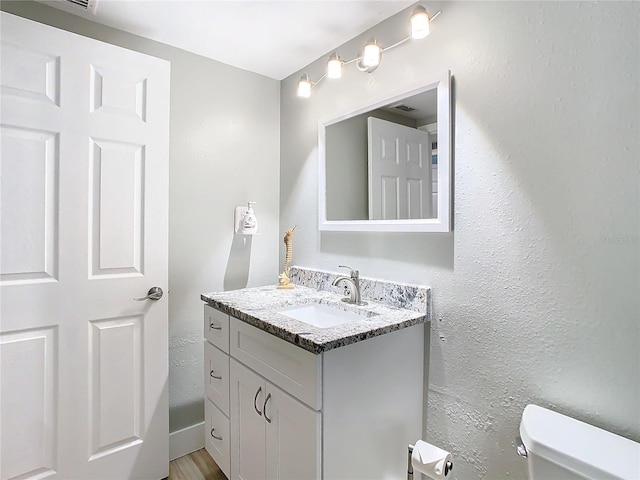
1 1 281 433
280 2 639 478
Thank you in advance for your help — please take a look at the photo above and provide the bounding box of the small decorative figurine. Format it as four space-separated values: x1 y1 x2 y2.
277 225 297 289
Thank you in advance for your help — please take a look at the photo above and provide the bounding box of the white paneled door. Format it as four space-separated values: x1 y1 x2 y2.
367 117 433 220
0 13 170 480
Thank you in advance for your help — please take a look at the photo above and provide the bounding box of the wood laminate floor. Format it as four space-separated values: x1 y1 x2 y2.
168 449 227 480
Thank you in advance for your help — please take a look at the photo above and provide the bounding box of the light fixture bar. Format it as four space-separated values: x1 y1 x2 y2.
297 8 442 98
381 36 411 53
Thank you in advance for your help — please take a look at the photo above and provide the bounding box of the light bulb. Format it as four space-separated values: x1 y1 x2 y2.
297 74 311 98
327 52 343 79
411 6 430 39
362 38 381 67
362 38 382 67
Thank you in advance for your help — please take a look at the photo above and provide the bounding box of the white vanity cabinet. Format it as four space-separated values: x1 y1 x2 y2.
204 303 424 480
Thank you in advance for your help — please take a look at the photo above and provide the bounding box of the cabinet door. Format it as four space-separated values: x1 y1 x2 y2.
205 341 230 415
205 304 230 353
265 383 321 480
205 398 230 478
230 358 266 480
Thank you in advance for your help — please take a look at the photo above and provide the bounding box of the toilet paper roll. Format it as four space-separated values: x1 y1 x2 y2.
411 440 453 479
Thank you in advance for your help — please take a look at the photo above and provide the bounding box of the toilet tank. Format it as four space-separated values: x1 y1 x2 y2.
519 405 640 480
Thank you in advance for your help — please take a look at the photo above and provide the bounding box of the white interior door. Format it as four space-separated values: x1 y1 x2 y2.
0 12 170 480
368 117 432 220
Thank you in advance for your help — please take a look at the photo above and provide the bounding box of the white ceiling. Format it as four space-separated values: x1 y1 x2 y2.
41 0 415 80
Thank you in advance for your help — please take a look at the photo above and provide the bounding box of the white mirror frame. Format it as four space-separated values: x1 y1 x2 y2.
318 70 452 233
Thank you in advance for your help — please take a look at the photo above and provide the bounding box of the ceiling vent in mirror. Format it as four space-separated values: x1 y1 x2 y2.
393 104 416 112
63 0 98 13
39 0 98 14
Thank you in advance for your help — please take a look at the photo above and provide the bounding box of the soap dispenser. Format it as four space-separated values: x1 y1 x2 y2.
240 202 258 234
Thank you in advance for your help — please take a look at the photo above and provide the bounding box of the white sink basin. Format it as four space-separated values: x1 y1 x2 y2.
278 303 373 329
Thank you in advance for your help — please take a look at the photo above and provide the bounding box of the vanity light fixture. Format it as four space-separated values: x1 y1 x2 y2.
362 38 382 67
410 5 430 39
297 74 312 98
327 52 343 79
297 6 441 97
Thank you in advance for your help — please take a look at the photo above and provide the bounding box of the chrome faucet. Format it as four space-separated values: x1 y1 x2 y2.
332 265 367 306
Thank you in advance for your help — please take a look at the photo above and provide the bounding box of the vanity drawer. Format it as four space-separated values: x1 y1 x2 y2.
205 342 230 416
205 398 230 479
204 305 229 353
230 317 322 410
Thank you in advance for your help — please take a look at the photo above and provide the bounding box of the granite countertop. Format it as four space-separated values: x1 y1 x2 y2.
201 267 430 354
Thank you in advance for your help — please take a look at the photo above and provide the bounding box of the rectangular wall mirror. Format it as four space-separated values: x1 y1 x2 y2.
318 70 452 232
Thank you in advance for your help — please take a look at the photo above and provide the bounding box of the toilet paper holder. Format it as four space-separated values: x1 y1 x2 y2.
407 444 454 480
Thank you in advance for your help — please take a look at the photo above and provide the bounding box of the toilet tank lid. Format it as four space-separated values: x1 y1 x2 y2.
520 405 640 480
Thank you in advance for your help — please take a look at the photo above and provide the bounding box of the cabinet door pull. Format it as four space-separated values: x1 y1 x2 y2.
253 386 263 416
209 323 222 331
210 428 222 441
263 393 272 424
210 370 222 380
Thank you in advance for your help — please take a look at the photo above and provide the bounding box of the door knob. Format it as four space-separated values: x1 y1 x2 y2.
133 287 163 301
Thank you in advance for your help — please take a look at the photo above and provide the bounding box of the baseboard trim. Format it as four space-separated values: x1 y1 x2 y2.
169 421 205 461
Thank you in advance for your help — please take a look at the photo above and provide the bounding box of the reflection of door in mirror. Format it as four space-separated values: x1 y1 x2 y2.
368 117 438 220
324 87 438 222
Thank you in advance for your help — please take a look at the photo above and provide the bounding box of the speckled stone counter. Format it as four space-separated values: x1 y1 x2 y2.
201 266 430 354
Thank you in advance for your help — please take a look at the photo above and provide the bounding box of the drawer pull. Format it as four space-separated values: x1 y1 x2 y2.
263 393 272 424
210 370 222 380
210 428 223 441
210 323 223 331
254 387 263 416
